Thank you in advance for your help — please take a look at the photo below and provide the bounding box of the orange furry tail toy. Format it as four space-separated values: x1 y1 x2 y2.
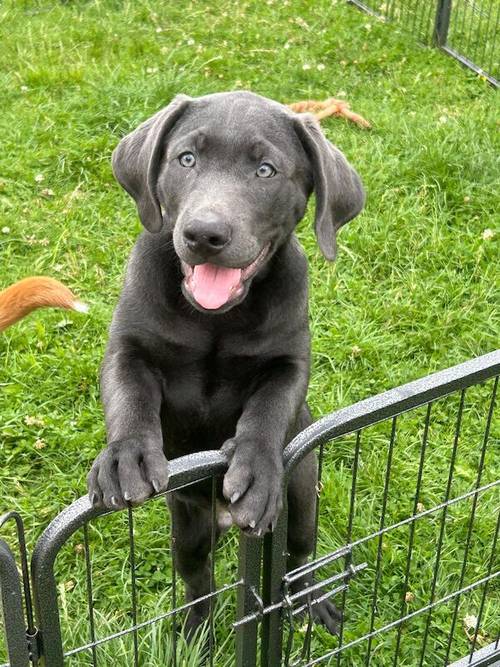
288 97 371 129
0 277 87 332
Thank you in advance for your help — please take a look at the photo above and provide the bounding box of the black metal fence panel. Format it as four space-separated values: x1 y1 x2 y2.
243 350 500 665
29 451 244 667
0 512 37 667
1 350 499 666
348 0 499 86
0 539 30 667
444 0 500 84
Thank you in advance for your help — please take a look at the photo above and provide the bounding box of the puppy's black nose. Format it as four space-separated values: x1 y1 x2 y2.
183 216 231 256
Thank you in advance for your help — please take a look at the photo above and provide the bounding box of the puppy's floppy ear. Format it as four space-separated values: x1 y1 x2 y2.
294 114 365 261
112 94 192 233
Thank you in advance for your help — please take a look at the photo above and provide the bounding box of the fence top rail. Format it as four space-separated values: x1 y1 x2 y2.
284 349 500 475
30 350 499 574
31 449 227 577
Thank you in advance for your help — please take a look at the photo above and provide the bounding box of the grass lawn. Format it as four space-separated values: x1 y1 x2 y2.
0 0 498 665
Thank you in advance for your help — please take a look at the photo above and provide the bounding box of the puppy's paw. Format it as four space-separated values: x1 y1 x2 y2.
311 597 343 636
222 439 283 537
87 438 169 509
293 581 343 636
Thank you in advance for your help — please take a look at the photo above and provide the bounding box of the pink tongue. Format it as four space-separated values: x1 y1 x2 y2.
191 263 242 309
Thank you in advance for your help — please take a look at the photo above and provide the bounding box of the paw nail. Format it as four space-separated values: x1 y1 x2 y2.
124 492 131 502
231 492 241 504
152 479 160 493
248 519 256 529
110 496 119 507
90 492 99 506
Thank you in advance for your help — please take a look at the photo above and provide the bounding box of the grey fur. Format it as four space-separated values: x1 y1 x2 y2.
88 91 364 636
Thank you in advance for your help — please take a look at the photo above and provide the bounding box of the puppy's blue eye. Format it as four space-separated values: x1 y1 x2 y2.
179 152 196 168
256 163 276 178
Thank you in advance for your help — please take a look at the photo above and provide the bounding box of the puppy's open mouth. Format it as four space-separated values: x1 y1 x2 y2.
181 244 270 310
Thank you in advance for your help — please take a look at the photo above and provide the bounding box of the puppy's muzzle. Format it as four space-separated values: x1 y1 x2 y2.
183 214 231 259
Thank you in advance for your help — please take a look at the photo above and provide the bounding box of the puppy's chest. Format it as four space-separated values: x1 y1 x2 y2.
159 333 274 416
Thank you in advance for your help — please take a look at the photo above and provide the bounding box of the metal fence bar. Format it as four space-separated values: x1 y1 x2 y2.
434 0 453 45
487 1 499 73
31 497 104 667
235 534 262 667
448 639 500 667
440 45 499 85
464 0 478 61
245 474 498 627
303 571 500 666
171 514 178 667
468 509 500 662
0 512 39 667
347 0 383 20
0 513 36 638
83 523 98 667
127 507 140 667
444 376 498 664
365 417 397 664
0 539 30 667
349 479 498 553
284 350 500 474
392 402 432 667
209 476 217 667
260 507 288 667
476 1 493 62
458 0 470 38
418 389 465 666
63 581 242 658
336 429 362 667
304 442 325 665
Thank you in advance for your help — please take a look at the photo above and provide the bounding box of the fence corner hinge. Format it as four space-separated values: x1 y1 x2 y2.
26 627 42 664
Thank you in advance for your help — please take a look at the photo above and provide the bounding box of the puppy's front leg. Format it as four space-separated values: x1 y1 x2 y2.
87 341 168 509
222 358 309 536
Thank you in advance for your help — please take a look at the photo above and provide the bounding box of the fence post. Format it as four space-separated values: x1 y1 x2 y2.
434 0 453 46
236 533 263 667
30 496 103 667
0 539 31 667
260 504 288 667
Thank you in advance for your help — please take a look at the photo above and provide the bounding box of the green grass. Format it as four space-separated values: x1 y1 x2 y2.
353 0 500 83
0 0 498 665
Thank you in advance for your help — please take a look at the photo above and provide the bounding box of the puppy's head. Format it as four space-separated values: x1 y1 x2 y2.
112 91 365 313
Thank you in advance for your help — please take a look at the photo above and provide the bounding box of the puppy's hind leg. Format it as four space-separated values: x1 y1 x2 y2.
168 493 219 640
287 451 343 636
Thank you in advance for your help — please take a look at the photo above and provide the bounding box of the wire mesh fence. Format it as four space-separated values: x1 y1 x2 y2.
31 453 246 667
237 350 500 665
348 0 500 86
1 350 499 666
274 380 499 665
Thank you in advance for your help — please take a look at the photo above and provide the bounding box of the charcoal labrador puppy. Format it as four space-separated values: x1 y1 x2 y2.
88 91 364 635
